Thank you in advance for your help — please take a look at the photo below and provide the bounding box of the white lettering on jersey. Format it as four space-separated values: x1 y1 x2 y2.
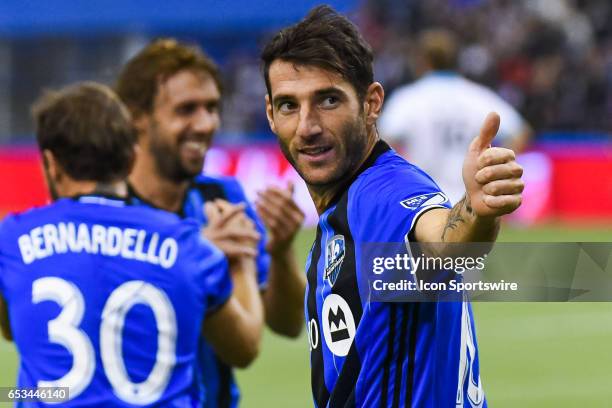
307 318 319 351
18 223 178 268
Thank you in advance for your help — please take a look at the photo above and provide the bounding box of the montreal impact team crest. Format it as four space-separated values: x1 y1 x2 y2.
324 235 345 286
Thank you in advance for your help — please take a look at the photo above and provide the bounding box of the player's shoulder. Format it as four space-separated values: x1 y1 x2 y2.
192 173 236 188
1 197 195 235
389 72 460 97
454 76 523 125
382 75 449 120
191 174 246 201
0 201 67 237
345 148 450 239
356 149 441 197
385 80 423 103
116 200 211 259
454 75 507 101
118 199 205 241
350 148 449 213
129 201 198 231
80 195 189 229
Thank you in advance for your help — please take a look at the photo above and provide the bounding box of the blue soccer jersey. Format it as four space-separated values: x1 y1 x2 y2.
0 195 232 407
305 141 486 407
129 174 270 408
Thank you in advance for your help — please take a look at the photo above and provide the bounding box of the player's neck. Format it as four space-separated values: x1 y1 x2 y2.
309 136 379 214
308 186 341 215
59 180 127 199
129 156 188 213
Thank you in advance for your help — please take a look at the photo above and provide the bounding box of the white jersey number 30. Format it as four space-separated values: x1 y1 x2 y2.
32 277 177 405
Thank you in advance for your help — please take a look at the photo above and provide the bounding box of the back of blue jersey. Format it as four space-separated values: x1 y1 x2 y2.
0 196 232 407
129 175 270 408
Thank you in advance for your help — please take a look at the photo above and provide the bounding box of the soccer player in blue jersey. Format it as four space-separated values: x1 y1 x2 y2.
261 6 525 407
0 83 263 407
116 39 306 407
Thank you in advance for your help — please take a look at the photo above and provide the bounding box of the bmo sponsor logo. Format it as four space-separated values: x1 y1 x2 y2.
321 294 356 357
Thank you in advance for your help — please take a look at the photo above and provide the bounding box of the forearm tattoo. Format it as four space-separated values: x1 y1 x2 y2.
441 195 474 241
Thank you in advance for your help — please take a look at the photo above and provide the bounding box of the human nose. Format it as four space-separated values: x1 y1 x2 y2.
295 105 322 140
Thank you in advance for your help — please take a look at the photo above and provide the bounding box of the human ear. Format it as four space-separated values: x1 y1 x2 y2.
42 150 59 182
41 149 62 199
364 82 385 126
265 94 277 134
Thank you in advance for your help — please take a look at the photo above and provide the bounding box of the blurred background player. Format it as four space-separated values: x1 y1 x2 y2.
115 39 306 408
0 82 263 407
262 5 524 407
379 28 533 204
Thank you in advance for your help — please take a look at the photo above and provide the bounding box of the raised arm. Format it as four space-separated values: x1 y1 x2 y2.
255 182 306 338
415 113 524 249
201 201 264 368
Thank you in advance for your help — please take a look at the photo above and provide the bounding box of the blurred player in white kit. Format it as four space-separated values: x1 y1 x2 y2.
380 28 532 204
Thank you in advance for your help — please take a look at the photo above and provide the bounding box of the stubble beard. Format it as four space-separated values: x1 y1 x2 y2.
280 115 369 192
148 120 199 183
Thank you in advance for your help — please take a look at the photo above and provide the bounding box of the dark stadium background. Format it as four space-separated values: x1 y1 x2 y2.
0 1 611 406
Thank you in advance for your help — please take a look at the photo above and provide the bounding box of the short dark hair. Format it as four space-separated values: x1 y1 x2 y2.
116 38 222 117
32 82 136 182
261 5 374 101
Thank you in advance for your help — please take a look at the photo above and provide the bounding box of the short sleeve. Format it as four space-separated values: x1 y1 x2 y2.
188 232 233 315
220 178 271 288
349 161 453 301
350 163 451 244
205 251 232 315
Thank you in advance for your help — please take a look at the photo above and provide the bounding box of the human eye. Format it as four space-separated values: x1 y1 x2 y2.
205 101 219 114
176 102 197 116
277 101 297 113
320 95 340 109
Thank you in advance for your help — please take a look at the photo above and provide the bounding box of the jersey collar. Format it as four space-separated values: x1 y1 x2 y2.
323 139 391 212
126 180 192 217
126 182 157 208
424 70 460 79
70 193 129 207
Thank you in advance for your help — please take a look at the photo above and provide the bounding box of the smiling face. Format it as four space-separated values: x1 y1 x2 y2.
141 69 221 181
265 60 381 191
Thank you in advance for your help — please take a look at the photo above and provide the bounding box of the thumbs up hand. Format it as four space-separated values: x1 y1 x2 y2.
462 112 524 218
